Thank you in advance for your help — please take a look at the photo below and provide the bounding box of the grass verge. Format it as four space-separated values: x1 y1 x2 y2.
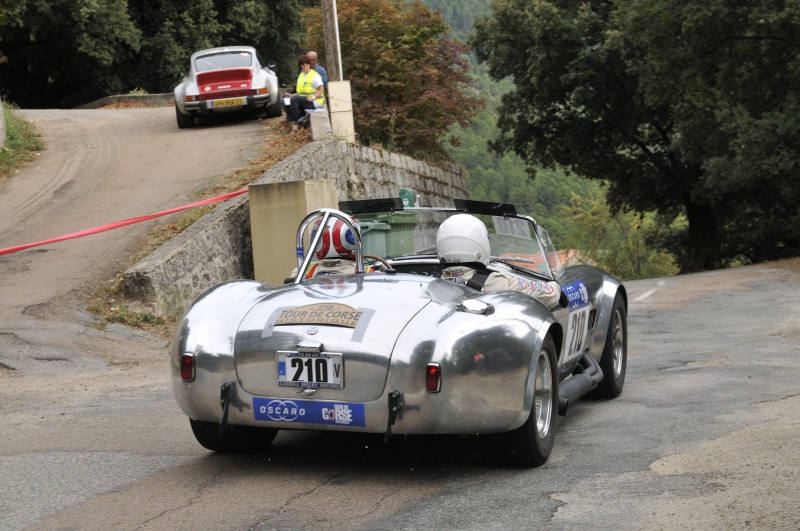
0 101 44 178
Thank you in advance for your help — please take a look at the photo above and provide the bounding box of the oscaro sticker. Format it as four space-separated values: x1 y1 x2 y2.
562 281 590 312
253 398 366 427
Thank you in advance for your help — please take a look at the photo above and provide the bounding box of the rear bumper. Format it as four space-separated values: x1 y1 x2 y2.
172 363 528 436
182 93 273 114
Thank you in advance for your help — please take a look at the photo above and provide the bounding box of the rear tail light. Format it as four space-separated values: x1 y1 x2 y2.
254 87 268 95
180 353 195 381
426 363 441 392
185 95 197 102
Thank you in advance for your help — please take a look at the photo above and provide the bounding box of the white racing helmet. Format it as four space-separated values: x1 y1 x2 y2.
436 214 491 265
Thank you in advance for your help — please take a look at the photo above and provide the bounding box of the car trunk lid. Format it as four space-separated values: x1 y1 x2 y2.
233 275 432 402
196 68 253 99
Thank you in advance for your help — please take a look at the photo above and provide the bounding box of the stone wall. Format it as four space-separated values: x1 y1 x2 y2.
75 93 174 109
123 138 467 317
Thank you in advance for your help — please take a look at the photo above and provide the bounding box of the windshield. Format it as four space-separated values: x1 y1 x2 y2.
195 52 253 72
353 210 558 281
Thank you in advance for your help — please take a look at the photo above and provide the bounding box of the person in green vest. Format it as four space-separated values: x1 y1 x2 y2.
284 54 325 132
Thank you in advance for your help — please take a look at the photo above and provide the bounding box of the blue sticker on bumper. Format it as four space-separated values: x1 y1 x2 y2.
253 397 366 427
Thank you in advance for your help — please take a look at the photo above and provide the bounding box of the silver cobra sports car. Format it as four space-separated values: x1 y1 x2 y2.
173 46 282 128
171 199 627 466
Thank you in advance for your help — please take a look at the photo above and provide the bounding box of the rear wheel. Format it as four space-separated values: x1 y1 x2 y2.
264 99 283 118
593 292 627 398
190 419 278 453
480 335 558 467
175 105 194 129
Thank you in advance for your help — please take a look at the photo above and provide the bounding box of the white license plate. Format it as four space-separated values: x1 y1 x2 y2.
211 97 244 108
277 351 343 389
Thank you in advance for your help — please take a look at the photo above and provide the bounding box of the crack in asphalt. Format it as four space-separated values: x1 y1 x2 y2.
137 461 230 528
248 466 349 530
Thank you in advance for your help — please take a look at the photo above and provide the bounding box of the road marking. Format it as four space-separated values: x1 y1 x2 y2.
634 281 667 302
635 289 658 301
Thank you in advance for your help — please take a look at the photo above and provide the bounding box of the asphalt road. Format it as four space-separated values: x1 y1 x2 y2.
1 108 799 530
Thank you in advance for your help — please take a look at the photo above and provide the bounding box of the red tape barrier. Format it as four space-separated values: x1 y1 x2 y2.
0 189 248 257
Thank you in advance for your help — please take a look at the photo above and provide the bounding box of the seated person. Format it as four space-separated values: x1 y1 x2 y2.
283 54 325 131
292 217 375 279
436 214 562 310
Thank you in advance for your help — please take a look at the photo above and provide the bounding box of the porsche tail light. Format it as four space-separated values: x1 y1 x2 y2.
254 87 268 95
426 363 441 392
185 95 198 102
180 353 195 381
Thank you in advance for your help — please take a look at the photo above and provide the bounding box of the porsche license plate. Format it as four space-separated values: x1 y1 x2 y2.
212 97 244 108
277 351 343 389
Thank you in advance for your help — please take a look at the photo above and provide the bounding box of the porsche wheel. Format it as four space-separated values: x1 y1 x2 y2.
481 335 558 467
593 292 627 398
190 419 278 453
264 99 283 118
175 105 195 129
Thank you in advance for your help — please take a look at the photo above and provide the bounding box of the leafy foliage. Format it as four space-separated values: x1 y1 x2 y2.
563 194 679 280
127 0 315 94
420 0 603 244
302 0 484 160
0 0 141 107
452 108 599 244
0 0 315 107
472 0 800 272
421 0 489 43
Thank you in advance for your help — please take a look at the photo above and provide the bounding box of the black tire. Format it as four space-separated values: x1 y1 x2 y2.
190 419 278 453
593 292 627 398
480 335 559 467
264 99 283 118
175 105 194 129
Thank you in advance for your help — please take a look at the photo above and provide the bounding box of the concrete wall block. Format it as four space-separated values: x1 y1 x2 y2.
309 112 333 141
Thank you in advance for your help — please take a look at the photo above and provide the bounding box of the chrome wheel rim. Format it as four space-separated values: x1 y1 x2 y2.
611 307 625 377
534 350 553 438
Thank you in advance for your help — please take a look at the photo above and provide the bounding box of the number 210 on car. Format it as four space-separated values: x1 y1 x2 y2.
277 351 344 389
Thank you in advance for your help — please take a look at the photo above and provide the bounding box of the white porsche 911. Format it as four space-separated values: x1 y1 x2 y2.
173 46 282 128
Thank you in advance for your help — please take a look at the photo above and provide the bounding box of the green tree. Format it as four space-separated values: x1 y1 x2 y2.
215 0 314 84
0 0 314 106
126 0 227 93
302 0 484 160
0 0 141 107
127 0 312 94
472 0 800 272
0 0 22 25
420 0 607 247
563 193 679 280
422 0 489 43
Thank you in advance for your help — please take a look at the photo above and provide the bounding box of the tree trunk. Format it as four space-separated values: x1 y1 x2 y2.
681 200 721 273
